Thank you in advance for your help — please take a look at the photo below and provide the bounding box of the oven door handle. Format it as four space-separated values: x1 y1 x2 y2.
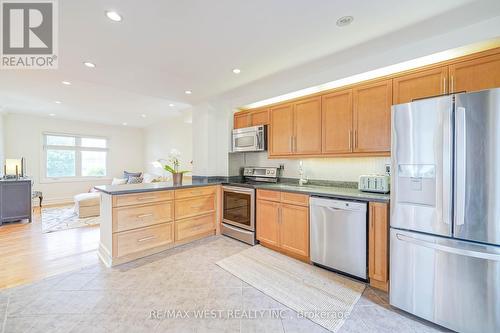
222 186 255 195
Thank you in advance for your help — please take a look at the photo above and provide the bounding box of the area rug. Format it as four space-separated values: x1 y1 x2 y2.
41 205 101 233
217 245 365 332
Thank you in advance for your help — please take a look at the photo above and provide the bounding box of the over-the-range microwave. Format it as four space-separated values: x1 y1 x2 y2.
232 125 267 152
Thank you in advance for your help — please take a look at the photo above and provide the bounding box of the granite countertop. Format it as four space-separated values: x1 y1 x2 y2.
94 178 223 195
253 183 390 203
95 177 390 202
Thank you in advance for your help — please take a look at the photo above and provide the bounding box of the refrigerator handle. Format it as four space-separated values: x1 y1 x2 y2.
396 233 500 261
455 107 466 226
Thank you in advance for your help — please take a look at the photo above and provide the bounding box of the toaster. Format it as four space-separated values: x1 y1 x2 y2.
359 175 390 194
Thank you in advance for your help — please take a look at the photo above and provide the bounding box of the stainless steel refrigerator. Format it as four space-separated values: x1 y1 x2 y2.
390 88 500 333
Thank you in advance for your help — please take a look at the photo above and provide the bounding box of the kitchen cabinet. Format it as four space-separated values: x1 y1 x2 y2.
353 80 392 153
250 109 269 126
280 203 309 258
233 109 269 129
449 53 500 93
269 97 321 157
256 199 280 247
269 103 294 156
393 67 448 104
294 97 322 155
322 89 353 154
234 112 251 129
368 202 389 292
256 189 309 261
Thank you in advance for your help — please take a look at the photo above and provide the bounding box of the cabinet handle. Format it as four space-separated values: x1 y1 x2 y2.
137 235 156 242
293 136 297 152
191 204 205 209
349 130 352 150
443 76 446 94
353 130 357 149
450 75 454 93
289 136 293 152
137 213 153 218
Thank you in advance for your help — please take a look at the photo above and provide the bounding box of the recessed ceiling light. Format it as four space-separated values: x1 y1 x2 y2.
49 113 56 117
232 68 241 74
83 61 96 68
61 81 71 85
336 16 354 27
54 101 61 104
141 114 147 118
185 90 192 95
122 122 128 126
105 10 122 22
169 103 175 107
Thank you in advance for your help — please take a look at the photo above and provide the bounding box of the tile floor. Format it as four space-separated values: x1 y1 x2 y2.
0 236 449 333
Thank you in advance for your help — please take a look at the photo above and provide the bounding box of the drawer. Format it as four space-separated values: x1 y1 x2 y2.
175 213 215 242
113 202 173 233
257 189 281 202
113 191 173 207
281 191 309 206
114 223 173 258
175 186 216 200
175 195 215 220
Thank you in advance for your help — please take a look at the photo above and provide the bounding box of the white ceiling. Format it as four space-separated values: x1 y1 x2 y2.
0 0 496 127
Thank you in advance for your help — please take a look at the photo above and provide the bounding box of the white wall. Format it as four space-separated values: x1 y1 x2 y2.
229 152 390 182
4 113 144 205
193 15 500 178
144 113 193 177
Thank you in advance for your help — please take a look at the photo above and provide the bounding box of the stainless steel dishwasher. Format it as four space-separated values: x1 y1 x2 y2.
310 197 367 280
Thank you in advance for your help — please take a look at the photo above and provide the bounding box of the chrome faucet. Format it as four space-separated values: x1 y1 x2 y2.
298 160 308 186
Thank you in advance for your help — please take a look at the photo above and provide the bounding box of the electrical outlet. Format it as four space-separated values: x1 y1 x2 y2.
385 164 391 176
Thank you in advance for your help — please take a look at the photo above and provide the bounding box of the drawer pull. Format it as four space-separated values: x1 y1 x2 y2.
137 213 153 219
191 205 205 209
137 196 156 201
137 235 156 242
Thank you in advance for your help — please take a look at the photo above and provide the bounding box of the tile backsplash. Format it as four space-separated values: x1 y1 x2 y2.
229 152 390 182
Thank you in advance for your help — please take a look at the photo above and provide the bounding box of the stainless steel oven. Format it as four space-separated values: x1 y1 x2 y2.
232 125 267 152
221 186 256 245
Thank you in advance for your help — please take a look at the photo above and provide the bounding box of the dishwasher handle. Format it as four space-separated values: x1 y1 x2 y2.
310 196 367 212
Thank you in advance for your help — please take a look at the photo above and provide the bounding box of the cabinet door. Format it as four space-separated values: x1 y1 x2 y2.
353 80 392 153
280 203 309 259
450 53 500 93
269 103 294 156
256 200 280 247
234 112 251 129
250 109 269 126
369 202 389 291
322 89 353 154
293 97 322 155
393 67 448 104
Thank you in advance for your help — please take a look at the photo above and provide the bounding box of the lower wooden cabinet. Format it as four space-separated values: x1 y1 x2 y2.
368 202 389 291
280 203 309 258
256 190 309 261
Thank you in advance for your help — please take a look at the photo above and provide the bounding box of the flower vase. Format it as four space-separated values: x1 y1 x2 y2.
172 173 183 186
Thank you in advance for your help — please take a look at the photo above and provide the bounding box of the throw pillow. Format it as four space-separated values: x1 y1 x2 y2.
127 176 143 184
123 171 142 180
111 178 127 185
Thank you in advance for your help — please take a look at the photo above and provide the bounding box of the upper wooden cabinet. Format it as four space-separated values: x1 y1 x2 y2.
450 53 500 93
294 97 322 155
393 67 448 105
269 97 322 157
233 109 269 129
322 89 353 154
269 103 294 156
353 80 392 153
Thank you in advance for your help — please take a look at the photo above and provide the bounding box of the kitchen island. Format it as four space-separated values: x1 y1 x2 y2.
95 181 221 267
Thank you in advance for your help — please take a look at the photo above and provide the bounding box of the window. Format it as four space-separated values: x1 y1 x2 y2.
44 134 108 179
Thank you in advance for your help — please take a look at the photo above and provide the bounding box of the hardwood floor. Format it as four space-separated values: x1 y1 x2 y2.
0 207 100 290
